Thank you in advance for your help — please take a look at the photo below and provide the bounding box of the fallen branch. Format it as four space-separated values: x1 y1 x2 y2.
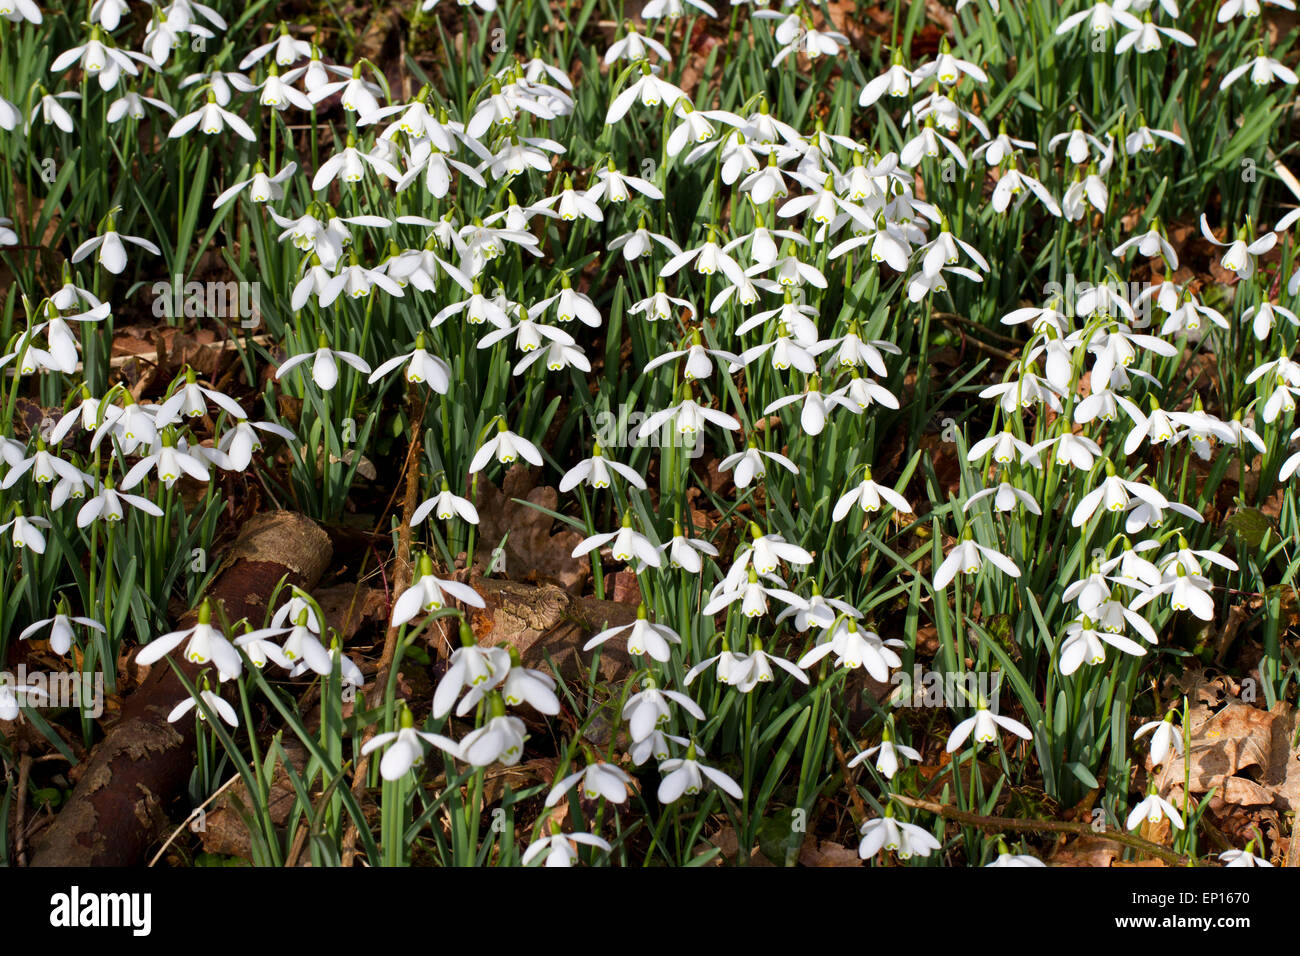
889 793 1193 867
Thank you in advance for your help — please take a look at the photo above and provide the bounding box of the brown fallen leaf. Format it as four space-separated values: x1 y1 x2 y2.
1047 835 1119 867
798 839 862 867
1158 702 1277 803
469 577 636 685
474 465 589 594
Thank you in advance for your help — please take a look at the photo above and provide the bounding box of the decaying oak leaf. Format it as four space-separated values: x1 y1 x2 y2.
798 839 862 867
469 577 636 685
1047 835 1119 867
1157 701 1299 811
474 465 589 594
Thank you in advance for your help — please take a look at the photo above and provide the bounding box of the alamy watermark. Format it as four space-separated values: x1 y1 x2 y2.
151 275 261 328
593 406 704 459
1042 274 1154 329
890 666 1004 712
1 666 104 719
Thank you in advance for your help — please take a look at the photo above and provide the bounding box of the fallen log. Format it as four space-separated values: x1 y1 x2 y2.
30 511 332 867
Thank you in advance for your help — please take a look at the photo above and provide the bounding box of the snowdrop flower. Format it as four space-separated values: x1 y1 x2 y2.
546 759 634 806
973 125 1036 166
136 601 242 681
696 636 808 693
1114 220 1178 269
609 218 681 262
1070 464 1168 527
0 671 46 719
28 91 80 133
1220 52 1298 89
432 622 510 719
0 0 41 23
458 697 528 767
605 63 687 124
732 523 814 576
77 478 165 528
985 841 1046 867
391 553 486 628
858 806 941 860
933 528 1022 590
19 605 104 656
367 334 450 393
362 705 448 780
523 826 612 867
1049 122 1107 165
638 385 741 440
647 335 739 382
169 92 256 142
167 686 238 728
1199 215 1276 279
661 524 718 572
122 434 211 490
622 680 705 742
1059 616 1147 674
683 641 747 688
658 741 743 804
964 481 1042 516
584 604 680 662
859 50 915 106
275 335 372 391
797 619 903 682
1219 842 1272 867
718 440 798 489
559 444 647 493
605 24 673 63
155 368 246 427
1055 1 1138 35
72 217 161 275
764 379 858 436
1218 0 1294 16
642 0 718 19
1 441 84 492
1062 167 1108 220
1116 15 1196 53
991 165 1062 217
411 478 480 526
0 510 50 554
847 727 921 780
968 427 1038 465
1242 300 1299 341
1126 781 1184 831
945 700 1033 752
1030 432 1103 471
1130 564 1216 620
469 419 543 473
587 159 664 205
239 22 313 68
1134 711 1183 767
833 467 913 521
456 648 560 716
231 624 293 670
216 419 295 472
308 63 385 119
572 512 663 569
912 39 989 86
51 28 147 91
775 585 860 632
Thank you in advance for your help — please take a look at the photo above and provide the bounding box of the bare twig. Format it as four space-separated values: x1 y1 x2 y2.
889 793 1193 867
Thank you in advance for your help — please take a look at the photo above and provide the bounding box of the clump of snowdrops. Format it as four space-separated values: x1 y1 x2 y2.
0 0 1296 868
